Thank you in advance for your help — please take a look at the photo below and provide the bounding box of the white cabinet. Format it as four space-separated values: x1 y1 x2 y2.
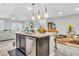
26 37 36 56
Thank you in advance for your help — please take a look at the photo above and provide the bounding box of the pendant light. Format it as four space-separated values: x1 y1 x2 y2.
37 4 41 20
31 3 48 20
44 4 48 19
32 3 35 21
37 9 41 20
32 11 35 21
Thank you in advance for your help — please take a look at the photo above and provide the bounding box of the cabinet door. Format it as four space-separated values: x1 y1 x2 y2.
20 35 26 53
16 34 21 48
36 37 49 56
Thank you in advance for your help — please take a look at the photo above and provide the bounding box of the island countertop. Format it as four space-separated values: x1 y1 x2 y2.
16 32 56 38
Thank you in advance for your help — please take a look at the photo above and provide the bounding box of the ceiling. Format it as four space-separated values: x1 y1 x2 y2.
0 3 79 20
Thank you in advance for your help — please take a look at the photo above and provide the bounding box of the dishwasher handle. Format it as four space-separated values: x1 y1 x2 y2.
26 37 35 40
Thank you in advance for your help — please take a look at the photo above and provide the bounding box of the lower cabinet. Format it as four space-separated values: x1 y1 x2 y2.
16 34 56 56
16 34 21 49
16 34 26 55
36 37 49 56
20 35 26 54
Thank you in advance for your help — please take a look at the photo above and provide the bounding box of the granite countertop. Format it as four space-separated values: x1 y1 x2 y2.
16 32 56 38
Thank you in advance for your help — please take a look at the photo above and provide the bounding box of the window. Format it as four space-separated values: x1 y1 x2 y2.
11 23 22 32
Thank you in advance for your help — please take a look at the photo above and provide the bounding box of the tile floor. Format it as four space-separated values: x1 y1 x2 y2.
0 40 79 56
0 40 15 56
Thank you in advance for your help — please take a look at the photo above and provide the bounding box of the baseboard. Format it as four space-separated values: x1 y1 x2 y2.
0 39 14 42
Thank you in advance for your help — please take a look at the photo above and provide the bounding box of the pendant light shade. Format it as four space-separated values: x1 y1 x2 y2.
44 5 48 18
32 3 35 21
37 9 41 19
37 4 41 20
44 12 48 18
31 3 48 20
32 16 35 21
32 11 35 21
37 14 41 19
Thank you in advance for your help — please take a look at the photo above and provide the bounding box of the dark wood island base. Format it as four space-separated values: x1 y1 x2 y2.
16 32 56 56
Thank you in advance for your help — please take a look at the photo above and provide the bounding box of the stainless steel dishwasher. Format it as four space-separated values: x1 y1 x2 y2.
26 36 36 56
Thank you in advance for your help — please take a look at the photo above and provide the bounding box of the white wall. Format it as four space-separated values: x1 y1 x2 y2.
51 14 79 35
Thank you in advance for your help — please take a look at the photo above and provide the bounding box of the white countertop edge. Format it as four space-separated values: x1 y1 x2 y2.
16 32 57 38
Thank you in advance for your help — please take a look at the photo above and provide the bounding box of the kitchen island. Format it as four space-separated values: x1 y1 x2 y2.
16 32 57 56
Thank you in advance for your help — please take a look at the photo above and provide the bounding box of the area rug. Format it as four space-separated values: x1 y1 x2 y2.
8 49 25 56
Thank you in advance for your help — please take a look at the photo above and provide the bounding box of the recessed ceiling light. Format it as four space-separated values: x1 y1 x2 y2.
27 7 32 10
58 11 62 15
76 8 79 11
56 10 62 15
